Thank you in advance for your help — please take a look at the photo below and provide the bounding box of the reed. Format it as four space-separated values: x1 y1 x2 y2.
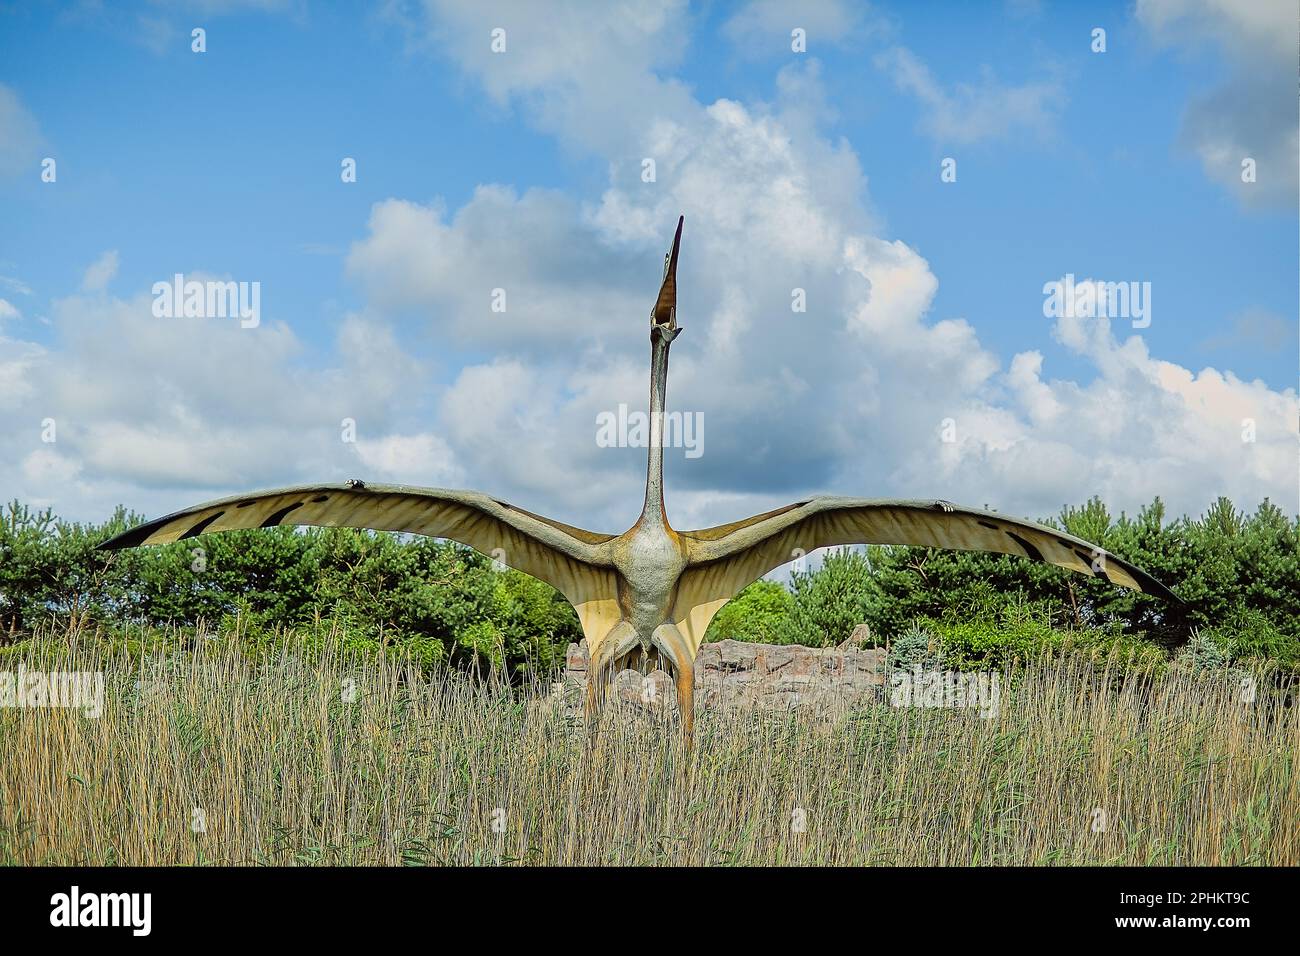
1 623 1294 866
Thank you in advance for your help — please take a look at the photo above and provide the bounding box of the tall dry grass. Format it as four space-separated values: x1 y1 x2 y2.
0 623 1296 866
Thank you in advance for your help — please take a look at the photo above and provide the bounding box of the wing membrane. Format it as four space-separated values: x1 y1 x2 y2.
673 497 1180 646
100 482 621 635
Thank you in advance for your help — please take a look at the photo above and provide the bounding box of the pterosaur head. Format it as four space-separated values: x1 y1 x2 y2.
650 215 683 339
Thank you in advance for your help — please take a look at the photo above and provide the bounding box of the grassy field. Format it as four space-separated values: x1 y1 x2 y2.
1 624 1296 866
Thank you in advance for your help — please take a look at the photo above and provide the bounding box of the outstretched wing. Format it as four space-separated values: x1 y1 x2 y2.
99 482 622 643
669 497 1180 652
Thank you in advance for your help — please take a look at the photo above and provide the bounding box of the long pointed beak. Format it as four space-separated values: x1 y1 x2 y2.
651 215 683 330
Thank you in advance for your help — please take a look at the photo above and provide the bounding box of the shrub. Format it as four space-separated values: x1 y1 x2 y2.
923 599 1063 670
1176 630 1234 672
1217 606 1299 667
886 622 945 672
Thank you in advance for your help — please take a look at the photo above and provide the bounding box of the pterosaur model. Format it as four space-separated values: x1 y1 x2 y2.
102 217 1180 738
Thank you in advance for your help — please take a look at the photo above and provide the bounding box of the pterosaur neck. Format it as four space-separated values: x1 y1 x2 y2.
640 326 678 530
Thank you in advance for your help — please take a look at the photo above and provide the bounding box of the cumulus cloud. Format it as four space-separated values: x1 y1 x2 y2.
0 286 432 519
348 4 1295 532
10 0 1294 536
346 187 649 355
920 297 1298 518
399 0 698 157
1136 0 1299 208
0 334 43 410
353 432 464 486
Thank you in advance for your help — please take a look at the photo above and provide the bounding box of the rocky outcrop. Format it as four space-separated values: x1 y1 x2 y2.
559 637 885 714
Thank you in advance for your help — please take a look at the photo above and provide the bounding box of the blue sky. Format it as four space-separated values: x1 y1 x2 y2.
0 0 1296 530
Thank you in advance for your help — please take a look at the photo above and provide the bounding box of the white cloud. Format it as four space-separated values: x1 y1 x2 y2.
919 300 1299 518
1137 0 1295 62
722 0 876 56
349 5 1294 531
0 84 43 179
354 433 464 486
0 287 435 519
10 1 1294 536
875 46 1064 145
404 0 698 157
1136 0 1299 208
21 448 82 486
0 334 43 410
346 187 648 355
82 251 119 292
0 299 20 321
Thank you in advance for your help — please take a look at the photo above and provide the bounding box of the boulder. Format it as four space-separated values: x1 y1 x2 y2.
561 636 885 713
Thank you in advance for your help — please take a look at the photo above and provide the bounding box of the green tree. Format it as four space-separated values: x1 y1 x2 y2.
704 579 794 643
782 548 877 646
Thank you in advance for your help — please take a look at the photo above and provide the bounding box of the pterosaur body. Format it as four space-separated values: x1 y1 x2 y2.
102 217 1180 737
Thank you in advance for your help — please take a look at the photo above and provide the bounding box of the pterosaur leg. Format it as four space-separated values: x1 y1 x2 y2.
585 621 638 725
651 623 696 746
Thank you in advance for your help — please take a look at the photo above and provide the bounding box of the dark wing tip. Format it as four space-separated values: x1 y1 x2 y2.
1119 561 1183 604
98 519 166 551
1085 545 1181 604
